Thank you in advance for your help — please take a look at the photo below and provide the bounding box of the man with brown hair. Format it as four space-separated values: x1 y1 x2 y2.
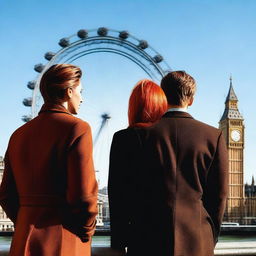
130 71 228 256
161 71 196 107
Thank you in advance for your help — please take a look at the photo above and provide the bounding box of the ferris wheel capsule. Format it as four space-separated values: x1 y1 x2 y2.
23 98 32 107
77 29 88 39
119 31 129 39
27 81 36 90
138 40 148 49
34 64 45 73
153 55 163 63
59 38 70 47
22 115 32 123
97 27 108 36
45 52 55 61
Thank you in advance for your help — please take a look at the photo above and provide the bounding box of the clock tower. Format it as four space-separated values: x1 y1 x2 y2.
219 77 244 223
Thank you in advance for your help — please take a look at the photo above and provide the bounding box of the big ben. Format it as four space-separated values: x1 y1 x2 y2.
219 77 245 223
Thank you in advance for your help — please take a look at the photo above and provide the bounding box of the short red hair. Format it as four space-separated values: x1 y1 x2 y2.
128 79 168 127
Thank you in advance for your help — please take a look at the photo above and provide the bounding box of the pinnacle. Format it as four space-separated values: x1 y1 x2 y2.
225 79 238 103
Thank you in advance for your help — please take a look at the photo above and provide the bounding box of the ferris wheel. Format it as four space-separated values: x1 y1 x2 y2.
22 27 171 122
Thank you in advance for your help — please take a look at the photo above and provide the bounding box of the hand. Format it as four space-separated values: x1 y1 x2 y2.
79 235 90 243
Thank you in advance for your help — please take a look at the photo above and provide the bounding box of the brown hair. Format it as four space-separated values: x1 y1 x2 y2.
40 64 82 103
161 71 196 106
128 79 168 127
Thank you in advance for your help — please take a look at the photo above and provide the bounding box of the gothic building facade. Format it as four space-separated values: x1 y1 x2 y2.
245 176 256 224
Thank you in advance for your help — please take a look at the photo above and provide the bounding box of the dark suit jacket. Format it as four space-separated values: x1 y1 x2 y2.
108 111 228 256
0 103 98 256
108 127 142 252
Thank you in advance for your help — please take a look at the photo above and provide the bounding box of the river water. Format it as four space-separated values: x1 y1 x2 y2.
0 235 255 254
0 236 112 253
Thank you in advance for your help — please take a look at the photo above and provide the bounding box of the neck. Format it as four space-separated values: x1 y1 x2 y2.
44 101 67 108
47 101 69 111
168 104 188 109
60 102 68 110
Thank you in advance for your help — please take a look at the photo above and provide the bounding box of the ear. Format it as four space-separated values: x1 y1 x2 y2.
188 97 194 106
66 87 73 99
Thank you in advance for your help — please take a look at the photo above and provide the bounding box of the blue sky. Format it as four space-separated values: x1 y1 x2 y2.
0 0 255 187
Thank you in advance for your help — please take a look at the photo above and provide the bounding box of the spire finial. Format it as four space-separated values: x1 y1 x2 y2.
224 74 238 104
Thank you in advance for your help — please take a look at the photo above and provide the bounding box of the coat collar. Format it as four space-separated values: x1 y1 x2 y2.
162 111 194 119
39 103 72 115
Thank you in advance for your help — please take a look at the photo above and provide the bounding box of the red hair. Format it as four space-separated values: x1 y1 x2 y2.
128 79 168 127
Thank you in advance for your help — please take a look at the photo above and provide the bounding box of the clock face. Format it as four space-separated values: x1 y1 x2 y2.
231 130 241 142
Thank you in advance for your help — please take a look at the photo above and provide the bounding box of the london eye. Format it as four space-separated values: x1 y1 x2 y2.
22 27 171 187
22 27 171 121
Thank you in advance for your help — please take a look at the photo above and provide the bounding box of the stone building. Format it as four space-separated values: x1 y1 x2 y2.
98 187 110 224
0 156 14 231
245 176 256 225
245 176 256 197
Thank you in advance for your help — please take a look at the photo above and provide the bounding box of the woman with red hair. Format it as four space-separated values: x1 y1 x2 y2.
128 79 168 127
108 79 167 255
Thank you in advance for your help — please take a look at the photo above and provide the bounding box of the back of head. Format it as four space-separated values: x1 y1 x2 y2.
40 64 82 103
161 71 196 106
128 79 167 127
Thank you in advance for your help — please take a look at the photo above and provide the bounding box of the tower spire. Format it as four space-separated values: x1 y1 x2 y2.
220 76 243 121
225 75 238 103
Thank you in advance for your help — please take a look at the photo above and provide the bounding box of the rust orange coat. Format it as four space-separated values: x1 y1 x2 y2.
0 103 98 256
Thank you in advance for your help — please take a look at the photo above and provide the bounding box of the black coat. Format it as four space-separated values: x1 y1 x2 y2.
108 111 228 256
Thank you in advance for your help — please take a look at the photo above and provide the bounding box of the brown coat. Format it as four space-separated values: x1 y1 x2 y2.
0 103 98 256
109 111 228 256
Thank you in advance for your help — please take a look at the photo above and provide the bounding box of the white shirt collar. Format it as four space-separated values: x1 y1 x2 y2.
167 107 188 113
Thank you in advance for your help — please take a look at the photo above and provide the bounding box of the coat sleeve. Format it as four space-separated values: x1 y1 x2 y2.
108 129 141 251
203 132 229 243
66 121 98 242
0 149 19 224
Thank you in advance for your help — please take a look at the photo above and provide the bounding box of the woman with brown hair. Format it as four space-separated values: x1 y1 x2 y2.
108 79 167 255
0 64 98 256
